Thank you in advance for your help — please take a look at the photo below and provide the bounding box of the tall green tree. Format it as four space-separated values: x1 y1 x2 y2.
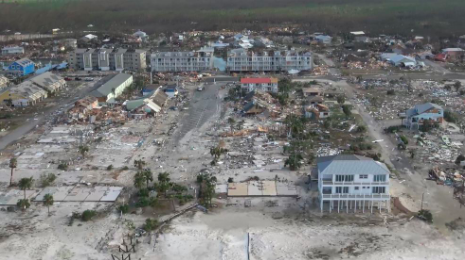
196 173 217 208
9 157 17 186
43 194 54 216
134 171 146 190
227 117 236 133
18 177 34 200
142 169 153 188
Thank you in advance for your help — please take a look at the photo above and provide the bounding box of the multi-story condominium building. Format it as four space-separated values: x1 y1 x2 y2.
317 154 390 213
1 46 25 55
150 47 214 72
240 77 279 93
68 48 147 71
227 48 312 72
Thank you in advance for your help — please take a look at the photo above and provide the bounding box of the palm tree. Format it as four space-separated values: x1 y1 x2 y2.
78 145 89 157
227 117 236 133
134 159 146 170
134 171 145 190
9 157 17 186
156 172 171 197
43 194 54 216
142 169 153 188
157 172 170 183
18 177 34 200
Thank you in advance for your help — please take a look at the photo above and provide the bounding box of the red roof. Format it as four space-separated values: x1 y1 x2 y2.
241 78 272 84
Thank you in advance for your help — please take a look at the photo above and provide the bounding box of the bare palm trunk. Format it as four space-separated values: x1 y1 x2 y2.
47 206 50 216
10 168 14 186
23 189 26 200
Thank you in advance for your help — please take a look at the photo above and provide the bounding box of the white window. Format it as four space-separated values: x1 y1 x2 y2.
374 175 386 182
372 187 386 194
359 174 368 179
335 187 349 194
336 175 354 182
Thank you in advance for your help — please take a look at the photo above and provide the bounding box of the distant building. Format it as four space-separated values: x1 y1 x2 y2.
68 48 147 71
403 103 443 130
240 77 279 93
0 76 9 90
314 35 332 45
0 80 48 107
7 58 35 76
441 48 464 62
317 154 391 213
1 46 25 55
380 53 417 67
150 48 214 72
60 38 77 48
227 49 312 72
29 72 67 94
90 73 133 103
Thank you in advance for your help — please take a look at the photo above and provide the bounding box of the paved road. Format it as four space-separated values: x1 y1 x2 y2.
173 82 221 144
0 79 104 151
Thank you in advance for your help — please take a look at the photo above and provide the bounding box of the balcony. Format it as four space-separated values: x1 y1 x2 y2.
321 194 390 200
321 181 388 186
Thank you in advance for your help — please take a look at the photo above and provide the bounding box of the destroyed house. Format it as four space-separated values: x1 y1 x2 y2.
404 103 443 130
317 154 390 213
125 88 168 114
302 86 323 97
304 104 330 119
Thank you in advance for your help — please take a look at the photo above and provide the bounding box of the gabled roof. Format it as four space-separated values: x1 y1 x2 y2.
317 154 390 175
413 103 442 115
12 58 34 67
91 73 132 97
29 72 65 91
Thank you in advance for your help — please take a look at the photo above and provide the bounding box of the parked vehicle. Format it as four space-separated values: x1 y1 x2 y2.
84 77 94 81
74 77 82 81
64 77 72 81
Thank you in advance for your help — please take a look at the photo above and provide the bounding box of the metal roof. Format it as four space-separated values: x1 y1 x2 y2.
91 73 132 97
414 103 442 115
317 155 390 175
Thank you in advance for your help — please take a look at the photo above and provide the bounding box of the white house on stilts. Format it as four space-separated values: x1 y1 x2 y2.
317 154 391 213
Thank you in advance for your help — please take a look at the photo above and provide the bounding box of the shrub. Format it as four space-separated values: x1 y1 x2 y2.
121 166 129 171
17 199 30 210
57 163 68 171
107 165 114 171
444 110 458 123
227 177 234 183
386 89 395 95
143 218 159 231
399 135 409 145
119 205 129 214
342 105 352 116
81 210 97 221
356 125 367 133
40 173 57 187
417 209 433 223
384 126 401 133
